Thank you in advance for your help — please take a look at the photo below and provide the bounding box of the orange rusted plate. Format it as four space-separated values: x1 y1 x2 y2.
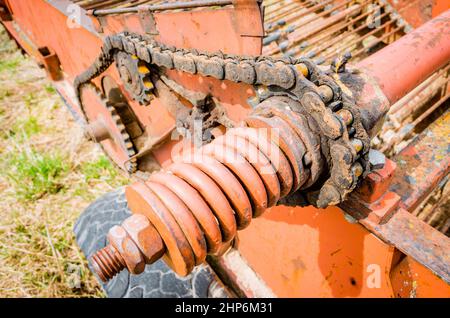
149 172 223 254
183 153 252 230
237 205 397 297
125 182 195 276
390 256 450 298
168 162 237 242
202 142 268 217
145 181 207 265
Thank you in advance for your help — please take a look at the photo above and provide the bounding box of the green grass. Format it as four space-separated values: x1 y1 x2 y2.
0 21 124 298
44 84 56 94
80 155 118 182
6 148 68 201
23 92 38 110
0 55 22 73
0 88 12 101
10 116 41 138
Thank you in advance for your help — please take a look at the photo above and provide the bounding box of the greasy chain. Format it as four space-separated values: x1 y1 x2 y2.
74 32 370 207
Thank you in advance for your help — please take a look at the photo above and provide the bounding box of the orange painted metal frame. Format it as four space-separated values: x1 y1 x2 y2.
238 205 398 297
234 112 450 298
2 0 449 298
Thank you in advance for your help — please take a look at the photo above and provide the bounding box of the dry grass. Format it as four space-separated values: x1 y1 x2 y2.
0 26 129 297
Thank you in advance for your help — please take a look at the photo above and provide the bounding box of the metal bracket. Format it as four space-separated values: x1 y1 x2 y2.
0 0 12 21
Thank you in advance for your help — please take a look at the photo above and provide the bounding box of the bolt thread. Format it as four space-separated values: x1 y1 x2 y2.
91 245 126 282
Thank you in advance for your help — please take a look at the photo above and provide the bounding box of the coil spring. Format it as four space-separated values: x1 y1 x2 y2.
122 109 313 276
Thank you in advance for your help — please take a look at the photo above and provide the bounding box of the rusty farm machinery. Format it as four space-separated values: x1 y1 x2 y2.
1 0 449 298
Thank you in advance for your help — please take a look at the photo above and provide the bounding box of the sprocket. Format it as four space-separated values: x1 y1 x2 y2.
115 51 155 105
79 83 137 173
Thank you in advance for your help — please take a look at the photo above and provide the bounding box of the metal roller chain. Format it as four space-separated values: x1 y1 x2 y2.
74 31 370 208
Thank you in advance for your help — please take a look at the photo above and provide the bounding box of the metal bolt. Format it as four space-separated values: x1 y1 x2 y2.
91 244 126 282
352 162 363 177
317 85 334 103
368 149 386 170
328 101 342 111
122 214 165 264
108 225 146 275
337 109 353 126
351 138 363 153
90 215 165 283
295 63 309 77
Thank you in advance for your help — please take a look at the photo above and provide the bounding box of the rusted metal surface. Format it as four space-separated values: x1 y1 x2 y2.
95 107 314 279
358 9 450 105
262 0 409 65
354 158 397 204
92 214 165 281
389 110 450 212
86 0 235 16
74 32 372 207
413 176 450 236
4 0 450 298
79 83 138 172
92 85 382 283
115 51 155 105
341 111 450 285
84 118 111 142
237 204 398 297
389 0 444 28
390 256 450 298
1 0 263 175
70 3 450 290
37 46 63 81
208 249 276 298
376 63 449 156
369 208 450 285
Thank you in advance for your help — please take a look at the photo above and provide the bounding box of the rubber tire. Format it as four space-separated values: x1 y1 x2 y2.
74 188 228 298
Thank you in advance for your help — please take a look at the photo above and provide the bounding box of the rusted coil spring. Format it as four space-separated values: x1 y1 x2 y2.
91 105 325 281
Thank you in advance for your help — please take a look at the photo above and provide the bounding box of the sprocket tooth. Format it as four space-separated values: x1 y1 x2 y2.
116 51 155 106
79 82 138 174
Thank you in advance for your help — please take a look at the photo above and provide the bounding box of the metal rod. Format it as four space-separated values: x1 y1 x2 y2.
289 3 384 58
410 91 450 127
266 0 332 28
265 2 359 56
393 77 447 123
351 24 404 59
389 64 450 114
358 9 450 105
265 1 304 22
89 0 234 16
322 16 397 60
289 0 354 31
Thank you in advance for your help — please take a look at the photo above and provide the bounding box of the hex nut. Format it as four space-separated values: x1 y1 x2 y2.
122 214 165 264
107 225 145 274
